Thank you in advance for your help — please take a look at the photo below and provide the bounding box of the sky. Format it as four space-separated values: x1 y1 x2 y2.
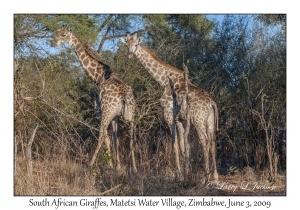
205 14 225 22
36 14 227 56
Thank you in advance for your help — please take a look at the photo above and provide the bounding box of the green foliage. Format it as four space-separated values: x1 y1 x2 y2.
103 150 114 164
41 14 99 43
255 14 286 26
168 14 214 35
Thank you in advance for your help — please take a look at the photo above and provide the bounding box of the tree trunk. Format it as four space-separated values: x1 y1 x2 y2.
25 124 39 179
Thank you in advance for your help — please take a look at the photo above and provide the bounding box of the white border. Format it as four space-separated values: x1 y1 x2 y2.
2 0 298 209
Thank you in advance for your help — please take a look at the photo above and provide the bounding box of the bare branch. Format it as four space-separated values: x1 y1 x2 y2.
97 28 151 52
40 99 100 132
96 14 122 52
96 14 114 34
97 25 112 53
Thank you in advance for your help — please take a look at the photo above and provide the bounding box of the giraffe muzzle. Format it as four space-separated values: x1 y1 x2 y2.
128 53 134 58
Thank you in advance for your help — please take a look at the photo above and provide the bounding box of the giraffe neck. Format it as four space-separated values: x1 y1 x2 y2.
135 45 185 88
68 33 107 85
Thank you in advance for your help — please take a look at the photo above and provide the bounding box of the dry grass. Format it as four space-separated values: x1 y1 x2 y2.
14 154 286 196
15 156 98 195
14 126 286 196
14 128 286 196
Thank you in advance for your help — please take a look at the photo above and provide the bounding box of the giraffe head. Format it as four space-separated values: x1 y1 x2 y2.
121 32 143 58
51 26 72 47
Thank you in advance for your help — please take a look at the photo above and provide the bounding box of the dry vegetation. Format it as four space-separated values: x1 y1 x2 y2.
15 159 286 196
14 132 286 196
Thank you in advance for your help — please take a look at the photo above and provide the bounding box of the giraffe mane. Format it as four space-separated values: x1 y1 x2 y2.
83 42 104 63
140 45 197 86
139 45 186 76
82 41 112 80
108 73 125 85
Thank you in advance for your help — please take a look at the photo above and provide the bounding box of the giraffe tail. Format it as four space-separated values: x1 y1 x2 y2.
212 102 219 131
123 88 135 122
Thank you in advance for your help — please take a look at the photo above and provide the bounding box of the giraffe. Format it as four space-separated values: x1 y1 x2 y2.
52 26 137 173
121 32 218 182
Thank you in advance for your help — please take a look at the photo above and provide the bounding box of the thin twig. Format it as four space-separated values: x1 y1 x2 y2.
98 184 122 196
40 99 100 132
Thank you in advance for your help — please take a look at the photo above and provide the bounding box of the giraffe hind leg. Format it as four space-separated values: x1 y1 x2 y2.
129 122 137 173
207 108 218 182
194 122 210 183
123 105 137 174
90 108 115 168
112 117 121 171
122 89 137 173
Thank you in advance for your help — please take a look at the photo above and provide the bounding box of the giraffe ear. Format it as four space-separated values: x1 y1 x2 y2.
120 37 127 44
137 37 143 43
